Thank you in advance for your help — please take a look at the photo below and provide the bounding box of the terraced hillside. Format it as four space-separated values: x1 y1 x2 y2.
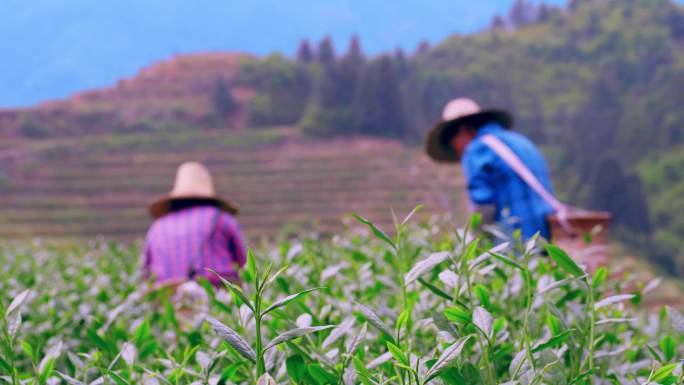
0 128 466 240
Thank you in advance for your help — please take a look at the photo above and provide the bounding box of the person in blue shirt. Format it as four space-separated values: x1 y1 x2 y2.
425 98 556 239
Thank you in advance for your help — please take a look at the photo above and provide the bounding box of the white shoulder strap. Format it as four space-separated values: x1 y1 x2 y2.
480 135 571 227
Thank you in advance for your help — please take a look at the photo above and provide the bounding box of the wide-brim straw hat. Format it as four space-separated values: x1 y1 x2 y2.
148 161 238 219
425 98 513 163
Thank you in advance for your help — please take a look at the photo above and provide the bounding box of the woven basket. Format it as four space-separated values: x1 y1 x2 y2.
547 210 612 272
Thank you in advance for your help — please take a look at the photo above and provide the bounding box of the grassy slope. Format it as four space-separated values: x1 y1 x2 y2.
1 127 466 240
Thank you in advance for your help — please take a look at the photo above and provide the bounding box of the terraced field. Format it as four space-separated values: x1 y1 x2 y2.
0 128 466 239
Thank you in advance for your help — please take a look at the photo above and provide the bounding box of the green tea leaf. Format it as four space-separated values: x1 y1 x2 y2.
444 306 472 324
263 287 321 315
133 320 151 348
396 308 410 332
56 372 86 385
592 267 608 290
0 357 11 374
205 316 256 363
463 239 480 261
569 369 597 385
285 355 306 382
646 344 663 364
38 357 55 385
265 325 335 351
474 284 491 309
470 212 482 230
353 356 374 385
460 363 482 385
21 341 35 362
247 249 258 285
489 252 524 270
386 342 408 365
532 330 574 353
108 371 131 385
7 289 31 317
660 335 676 362
546 314 562 336
425 336 472 381
402 204 424 225
417 277 454 301
473 307 493 337
653 363 678 383
307 364 337 384
208 269 254 312
439 368 467 385
405 251 450 284
545 245 585 278
256 373 277 385
354 301 393 338
666 307 684 335
352 213 396 251
594 294 635 310
346 323 368 356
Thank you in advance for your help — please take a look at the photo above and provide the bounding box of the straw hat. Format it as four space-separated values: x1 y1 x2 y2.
425 98 513 163
148 162 238 218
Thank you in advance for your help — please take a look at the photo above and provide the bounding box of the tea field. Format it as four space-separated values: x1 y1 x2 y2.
1 211 683 385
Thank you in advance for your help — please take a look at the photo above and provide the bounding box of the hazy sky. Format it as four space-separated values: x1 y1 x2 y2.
0 0 568 106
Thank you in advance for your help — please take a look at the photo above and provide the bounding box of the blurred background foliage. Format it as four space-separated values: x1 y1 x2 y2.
234 0 684 272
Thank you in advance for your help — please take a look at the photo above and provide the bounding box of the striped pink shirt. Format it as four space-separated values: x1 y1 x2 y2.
142 206 247 285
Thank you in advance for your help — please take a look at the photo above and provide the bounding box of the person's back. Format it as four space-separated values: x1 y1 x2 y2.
425 98 557 239
143 162 246 287
143 204 246 286
462 123 555 238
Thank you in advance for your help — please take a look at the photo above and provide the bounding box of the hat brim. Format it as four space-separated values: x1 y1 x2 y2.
148 194 239 219
425 110 513 163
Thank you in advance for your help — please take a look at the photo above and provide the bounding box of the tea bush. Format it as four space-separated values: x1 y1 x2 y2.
1 210 682 385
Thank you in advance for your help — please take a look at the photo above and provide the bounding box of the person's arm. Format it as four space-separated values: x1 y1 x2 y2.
462 142 498 223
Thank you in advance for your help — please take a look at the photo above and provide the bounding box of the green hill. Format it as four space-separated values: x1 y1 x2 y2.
237 0 684 272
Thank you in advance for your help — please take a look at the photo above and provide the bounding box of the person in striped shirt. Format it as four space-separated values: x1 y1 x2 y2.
143 162 247 287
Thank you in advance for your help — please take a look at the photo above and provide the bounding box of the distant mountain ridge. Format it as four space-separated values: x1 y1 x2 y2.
0 52 254 139
0 0 572 107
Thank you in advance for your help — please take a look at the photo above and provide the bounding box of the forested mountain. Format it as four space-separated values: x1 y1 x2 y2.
236 0 684 272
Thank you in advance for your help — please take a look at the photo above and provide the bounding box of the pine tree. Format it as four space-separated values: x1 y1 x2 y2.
211 76 238 122
538 3 551 22
352 56 406 138
569 0 594 11
491 15 506 31
393 48 409 80
508 0 536 29
317 36 336 67
415 41 431 55
338 35 365 105
296 39 314 63
344 35 364 66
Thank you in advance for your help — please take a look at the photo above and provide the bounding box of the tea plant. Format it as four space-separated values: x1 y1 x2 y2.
0 210 683 384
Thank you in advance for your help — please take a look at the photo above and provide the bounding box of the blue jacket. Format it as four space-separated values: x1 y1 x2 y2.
462 122 555 239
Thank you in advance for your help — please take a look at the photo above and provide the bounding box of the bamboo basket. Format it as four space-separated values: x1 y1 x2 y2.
547 210 612 272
